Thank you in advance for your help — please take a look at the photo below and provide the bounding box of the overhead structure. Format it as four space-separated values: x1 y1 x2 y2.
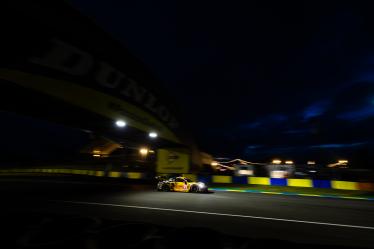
0 0 202 172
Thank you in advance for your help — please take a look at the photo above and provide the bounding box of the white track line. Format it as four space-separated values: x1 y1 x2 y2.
57 200 374 230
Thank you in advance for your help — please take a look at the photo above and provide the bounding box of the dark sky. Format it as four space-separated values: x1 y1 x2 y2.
3 1 372 165
69 0 374 164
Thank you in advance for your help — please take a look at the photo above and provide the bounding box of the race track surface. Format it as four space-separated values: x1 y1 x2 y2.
1 177 373 248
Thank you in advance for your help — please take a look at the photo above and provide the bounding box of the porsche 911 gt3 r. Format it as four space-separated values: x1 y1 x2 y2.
156 176 208 193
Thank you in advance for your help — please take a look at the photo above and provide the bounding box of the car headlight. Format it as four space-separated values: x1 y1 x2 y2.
197 182 205 188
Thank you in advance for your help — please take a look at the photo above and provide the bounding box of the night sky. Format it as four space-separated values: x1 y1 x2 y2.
2 1 373 166
69 0 374 165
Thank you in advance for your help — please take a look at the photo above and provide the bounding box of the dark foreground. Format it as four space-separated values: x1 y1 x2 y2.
0 176 373 248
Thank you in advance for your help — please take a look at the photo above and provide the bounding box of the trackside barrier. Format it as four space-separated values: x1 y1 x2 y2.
206 174 373 191
248 177 270 185
287 179 313 188
312 180 331 189
232 176 247 184
270 178 287 186
331 181 359 190
197 175 211 183
108 171 122 178
126 172 143 179
0 169 373 191
0 168 143 180
358 183 374 191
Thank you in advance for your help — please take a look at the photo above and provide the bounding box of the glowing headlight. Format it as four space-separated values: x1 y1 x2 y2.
197 182 205 188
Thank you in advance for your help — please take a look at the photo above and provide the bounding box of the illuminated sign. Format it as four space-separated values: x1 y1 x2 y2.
157 149 190 173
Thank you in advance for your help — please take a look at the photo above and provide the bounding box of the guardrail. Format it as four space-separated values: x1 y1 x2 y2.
195 175 374 191
0 168 146 179
1 169 374 191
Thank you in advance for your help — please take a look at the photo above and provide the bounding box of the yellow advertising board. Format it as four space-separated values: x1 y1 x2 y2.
156 149 190 173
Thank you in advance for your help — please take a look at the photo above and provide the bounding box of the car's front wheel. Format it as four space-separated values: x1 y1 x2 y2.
190 185 198 193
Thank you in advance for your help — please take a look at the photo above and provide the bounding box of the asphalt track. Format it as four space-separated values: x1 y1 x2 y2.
1 177 374 248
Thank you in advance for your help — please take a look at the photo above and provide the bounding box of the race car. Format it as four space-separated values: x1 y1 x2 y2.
156 176 208 193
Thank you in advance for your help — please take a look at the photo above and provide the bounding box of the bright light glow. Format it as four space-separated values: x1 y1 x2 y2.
285 160 294 165
270 170 288 178
139 148 149 156
93 154 101 157
198 182 205 188
211 162 218 166
272 159 282 164
149 132 158 138
93 150 101 154
338 160 348 164
307 161 316 165
115 120 126 127
238 169 254 175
